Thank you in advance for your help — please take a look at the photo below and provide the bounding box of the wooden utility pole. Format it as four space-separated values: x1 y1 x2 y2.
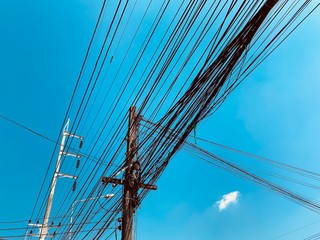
122 106 137 240
102 106 156 240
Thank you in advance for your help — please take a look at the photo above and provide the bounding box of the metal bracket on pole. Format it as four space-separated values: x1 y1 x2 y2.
57 173 78 180
26 222 60 239
62 152 81 158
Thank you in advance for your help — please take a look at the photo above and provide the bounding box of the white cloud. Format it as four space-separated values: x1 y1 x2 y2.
216 191 240 211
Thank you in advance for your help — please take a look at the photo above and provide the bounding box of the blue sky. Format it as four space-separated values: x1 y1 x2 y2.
0 1 320 239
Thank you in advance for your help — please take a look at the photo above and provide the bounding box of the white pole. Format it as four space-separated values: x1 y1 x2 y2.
40 120 70 240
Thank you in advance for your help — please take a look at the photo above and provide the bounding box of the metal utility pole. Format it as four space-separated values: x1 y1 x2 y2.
102 106 156 240
36 119 83 240
39 122 68 239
